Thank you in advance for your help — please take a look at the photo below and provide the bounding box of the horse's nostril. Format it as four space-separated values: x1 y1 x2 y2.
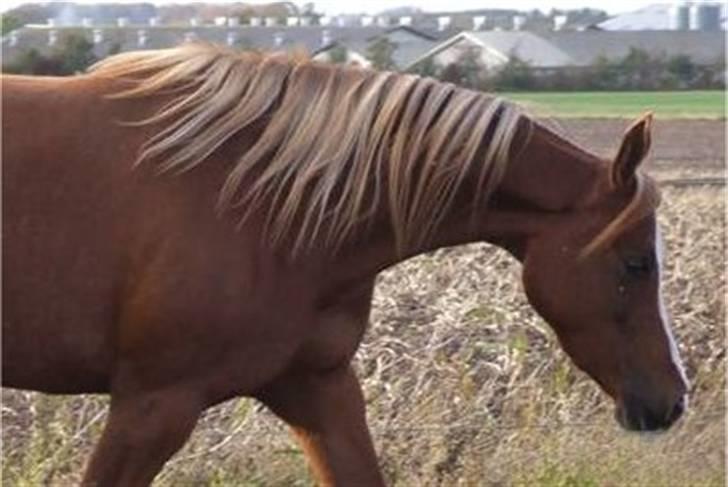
667 396 686 424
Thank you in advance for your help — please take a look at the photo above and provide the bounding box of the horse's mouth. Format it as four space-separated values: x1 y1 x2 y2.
614 396 686 432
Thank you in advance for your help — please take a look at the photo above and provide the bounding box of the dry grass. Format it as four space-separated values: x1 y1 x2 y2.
2 173 724 486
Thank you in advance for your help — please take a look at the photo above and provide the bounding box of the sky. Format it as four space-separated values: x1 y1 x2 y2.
1 1 659 16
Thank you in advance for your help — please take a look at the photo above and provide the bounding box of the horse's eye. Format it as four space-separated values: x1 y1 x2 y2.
624 255 652 276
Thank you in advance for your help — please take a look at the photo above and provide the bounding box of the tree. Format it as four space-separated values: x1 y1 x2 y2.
619 47 655 89
4 48 63 75
2 14 23 35
440 47 486 89
492 55 535 91
409 56 439 78
458 47 487 89
366 37 397 71
328 45 348 64
439 62 464 85
3 33 97 76
107 42 123 57
667 55 697 88
588 54 620 90
3 4 50 28
58 34 97 74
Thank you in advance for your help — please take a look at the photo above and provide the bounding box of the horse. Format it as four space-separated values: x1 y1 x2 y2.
2 43 688 486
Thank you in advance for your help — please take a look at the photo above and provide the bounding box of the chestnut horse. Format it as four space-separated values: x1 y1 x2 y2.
3 44 688 486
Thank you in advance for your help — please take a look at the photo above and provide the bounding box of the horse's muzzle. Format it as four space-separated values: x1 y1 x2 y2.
616 394 687 432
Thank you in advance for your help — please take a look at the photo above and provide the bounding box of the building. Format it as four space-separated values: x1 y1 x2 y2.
3 8 724 75
1 22 438 70
312 26 438 69
407 30 725 72
596 2 726 31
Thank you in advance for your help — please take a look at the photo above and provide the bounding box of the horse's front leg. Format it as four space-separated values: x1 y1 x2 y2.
82 383 204 486
258 365 385 486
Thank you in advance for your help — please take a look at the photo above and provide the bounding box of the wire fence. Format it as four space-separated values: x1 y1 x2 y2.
371 409 726 433
162 404 727 467
660 177 726 187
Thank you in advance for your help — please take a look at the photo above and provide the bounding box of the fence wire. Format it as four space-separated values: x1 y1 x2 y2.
659 177 725 187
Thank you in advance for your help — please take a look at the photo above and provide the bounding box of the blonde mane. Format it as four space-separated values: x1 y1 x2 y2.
581 172 662 258
89 43 529 255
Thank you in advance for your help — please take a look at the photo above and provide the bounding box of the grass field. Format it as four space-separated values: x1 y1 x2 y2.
505 90 726 119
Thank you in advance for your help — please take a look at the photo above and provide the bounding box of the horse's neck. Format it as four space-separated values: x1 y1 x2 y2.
321 120 607 291
497 122 607 212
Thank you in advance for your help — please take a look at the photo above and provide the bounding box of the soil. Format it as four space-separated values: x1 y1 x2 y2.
549 118 725 169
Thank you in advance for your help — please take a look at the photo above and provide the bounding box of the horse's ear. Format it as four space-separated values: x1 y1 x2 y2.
611 112 653 187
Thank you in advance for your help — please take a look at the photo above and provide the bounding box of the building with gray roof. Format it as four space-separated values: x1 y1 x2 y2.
313 26 438 69
408 29 725 71
1 24 435 68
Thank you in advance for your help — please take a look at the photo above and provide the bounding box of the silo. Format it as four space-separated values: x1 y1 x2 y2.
690 2 722 31
669 2 691 30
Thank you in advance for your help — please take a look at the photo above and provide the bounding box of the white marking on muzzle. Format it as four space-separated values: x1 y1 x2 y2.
655 221 689 390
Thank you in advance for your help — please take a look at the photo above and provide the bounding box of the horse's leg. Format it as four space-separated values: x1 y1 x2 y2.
82 386 203 486
258 365 385 486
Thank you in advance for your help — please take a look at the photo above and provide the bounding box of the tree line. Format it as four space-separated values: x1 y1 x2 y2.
3 34 119 76
408 46 725 91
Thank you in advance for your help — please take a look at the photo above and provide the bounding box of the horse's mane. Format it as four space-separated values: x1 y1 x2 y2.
581 172 661 258
89 43 528 255
88 43 656 258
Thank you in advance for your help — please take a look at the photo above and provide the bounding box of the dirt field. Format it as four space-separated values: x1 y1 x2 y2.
2 119 725 486
546 118 725 167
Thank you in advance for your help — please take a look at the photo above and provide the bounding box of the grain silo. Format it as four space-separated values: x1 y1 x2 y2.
669 2 691 30
689 2 722 31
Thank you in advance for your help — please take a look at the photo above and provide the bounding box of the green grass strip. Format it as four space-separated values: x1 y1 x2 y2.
503 91 725 119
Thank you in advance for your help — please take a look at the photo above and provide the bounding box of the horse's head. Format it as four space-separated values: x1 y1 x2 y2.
520 114 688 432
